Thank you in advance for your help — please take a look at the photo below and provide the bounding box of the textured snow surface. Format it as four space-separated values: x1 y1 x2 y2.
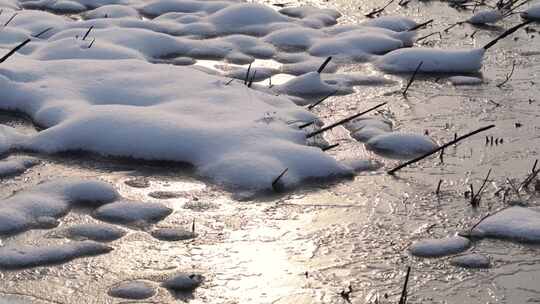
448 76 483 86
467 10 503 25
450 254 490 268
95 200 172 225
162 273 204 291
366 133 438 160
376 48 486 73
0 156 39 177
108 280 157 299
0 1 426 191
59 223 127 242
471 207 540 243
409 236 471 257
522 4 540 21
0 179 119 236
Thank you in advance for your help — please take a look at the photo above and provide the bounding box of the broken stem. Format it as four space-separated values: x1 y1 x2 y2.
399 266 411 304
306 102 387 138
82 25 94 41
402 61 423 96
272 168 288 192
0 38 31 64
317 56 332 74
308 90 337 110
388 125 495 175
483 20 532 50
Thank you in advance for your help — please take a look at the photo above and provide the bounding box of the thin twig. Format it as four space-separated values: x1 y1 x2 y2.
388 125 495 175
365 0 395 18
0 38 31 64
4 13 17 26
483 20 532 50
32 27 53 38
308 90 337 110
244 63 252 85
470 168 492 207
298 121 315 129
402 61 423 96
436 179 443 196
317 56 332 74
322 143 340 152
496 61 516 87
82 25 94 41
247 70 257 88
399 266 411 304
408 19 434 31
272 168 288 192
87 38 96 49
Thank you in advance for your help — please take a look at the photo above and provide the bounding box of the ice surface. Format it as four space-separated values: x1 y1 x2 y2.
0 241 112 270
409 236 471 257
365 133 438 160
471 207 540 243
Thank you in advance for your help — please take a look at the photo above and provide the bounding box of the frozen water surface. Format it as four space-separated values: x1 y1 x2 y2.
0 0 539 303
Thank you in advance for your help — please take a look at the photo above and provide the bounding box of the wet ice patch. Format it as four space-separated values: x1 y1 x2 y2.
108 280 157 300
471 207 540 243
409 236 471 257
365 133 438 160
450 254 490 268
0 241 112 270
94 200 173 226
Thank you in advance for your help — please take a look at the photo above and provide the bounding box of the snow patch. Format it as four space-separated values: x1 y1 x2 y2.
471 207 540 243
366 133 438 160
409 236 471 257
450 254 490 268
108 280 157 300
0 241 112 270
